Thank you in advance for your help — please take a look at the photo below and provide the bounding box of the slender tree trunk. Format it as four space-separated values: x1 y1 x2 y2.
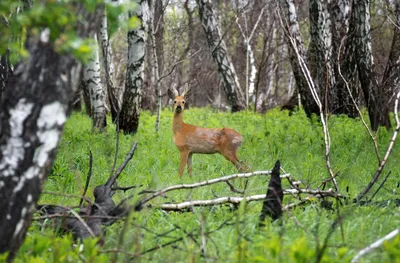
80 65 92 117
83 34 107 132
154 0 164 77
196 0 245 112
266 25 277 109
279 0 319 117
98 7 120 122
235 10 259 109
119 0 149 134
150 0 162 132
183 0 197 100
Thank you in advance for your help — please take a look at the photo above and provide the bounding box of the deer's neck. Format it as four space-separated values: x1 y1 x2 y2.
172 111 185 134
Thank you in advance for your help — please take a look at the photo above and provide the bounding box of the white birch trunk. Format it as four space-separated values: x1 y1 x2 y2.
197 0 245 112
98 8 121 122
119 0 149 134
84 34 107 131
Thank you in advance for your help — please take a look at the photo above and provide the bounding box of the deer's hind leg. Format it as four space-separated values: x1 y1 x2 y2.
221 147 242 170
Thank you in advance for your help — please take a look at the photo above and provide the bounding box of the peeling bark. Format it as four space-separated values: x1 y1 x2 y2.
0 32 75 260
196 0 245 112
0 4 102 259
119 0 149 134
309 0 335 113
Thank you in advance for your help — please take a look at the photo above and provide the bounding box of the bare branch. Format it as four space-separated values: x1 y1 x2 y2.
135 170 277 210
68 209 96 238
106 141 138 188
79 150 93 207
156 189 343 211
370 171 391 201
158 49 201 83
356 90 400 201
276 4 338 192
351 228 400 263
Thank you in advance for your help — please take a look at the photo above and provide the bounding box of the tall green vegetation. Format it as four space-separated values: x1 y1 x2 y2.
19 108 400 262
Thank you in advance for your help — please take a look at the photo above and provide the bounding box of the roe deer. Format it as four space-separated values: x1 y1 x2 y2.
168 83 245 176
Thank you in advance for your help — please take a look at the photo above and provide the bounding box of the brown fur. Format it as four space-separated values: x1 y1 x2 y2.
169 84 245 176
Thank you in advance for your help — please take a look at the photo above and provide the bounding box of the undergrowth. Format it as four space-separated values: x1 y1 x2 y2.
14 107 400 262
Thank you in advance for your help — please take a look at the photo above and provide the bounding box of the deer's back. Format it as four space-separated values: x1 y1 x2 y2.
173 124 242 154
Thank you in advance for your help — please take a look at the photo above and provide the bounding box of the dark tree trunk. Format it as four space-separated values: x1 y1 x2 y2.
329 0 359 116
354 0 390 130
279 0 319 117
309 0 336 113
81 66 92 117
196 0 245 112
0 5 102 260
119 0 149 134
154 0 164 76
0 50 11 104
381 2 400 128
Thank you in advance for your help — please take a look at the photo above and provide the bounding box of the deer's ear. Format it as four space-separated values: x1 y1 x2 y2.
168 89 175 100
181 83 191 99
168 86 179 100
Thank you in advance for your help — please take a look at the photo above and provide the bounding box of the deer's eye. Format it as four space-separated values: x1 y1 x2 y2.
182 101 185 104
174 100 176 103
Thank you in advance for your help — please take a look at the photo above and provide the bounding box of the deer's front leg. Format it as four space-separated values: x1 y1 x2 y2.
178 150 189 176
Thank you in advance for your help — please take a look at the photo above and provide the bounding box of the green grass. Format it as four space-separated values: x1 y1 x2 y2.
14 107 400 262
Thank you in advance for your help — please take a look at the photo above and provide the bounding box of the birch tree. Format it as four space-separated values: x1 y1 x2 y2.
119 0 149 134
196 0 245 112
150 0 162 132
279 0 395 130
0 2 103 260
279 0 319 117
82 34 107 132
234 5 264 109
308 0 335 112
98 7 121 123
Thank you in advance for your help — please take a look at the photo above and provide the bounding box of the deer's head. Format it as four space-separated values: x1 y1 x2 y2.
168 83 190 113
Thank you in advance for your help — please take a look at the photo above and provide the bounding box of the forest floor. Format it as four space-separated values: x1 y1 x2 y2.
13 107 400 263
